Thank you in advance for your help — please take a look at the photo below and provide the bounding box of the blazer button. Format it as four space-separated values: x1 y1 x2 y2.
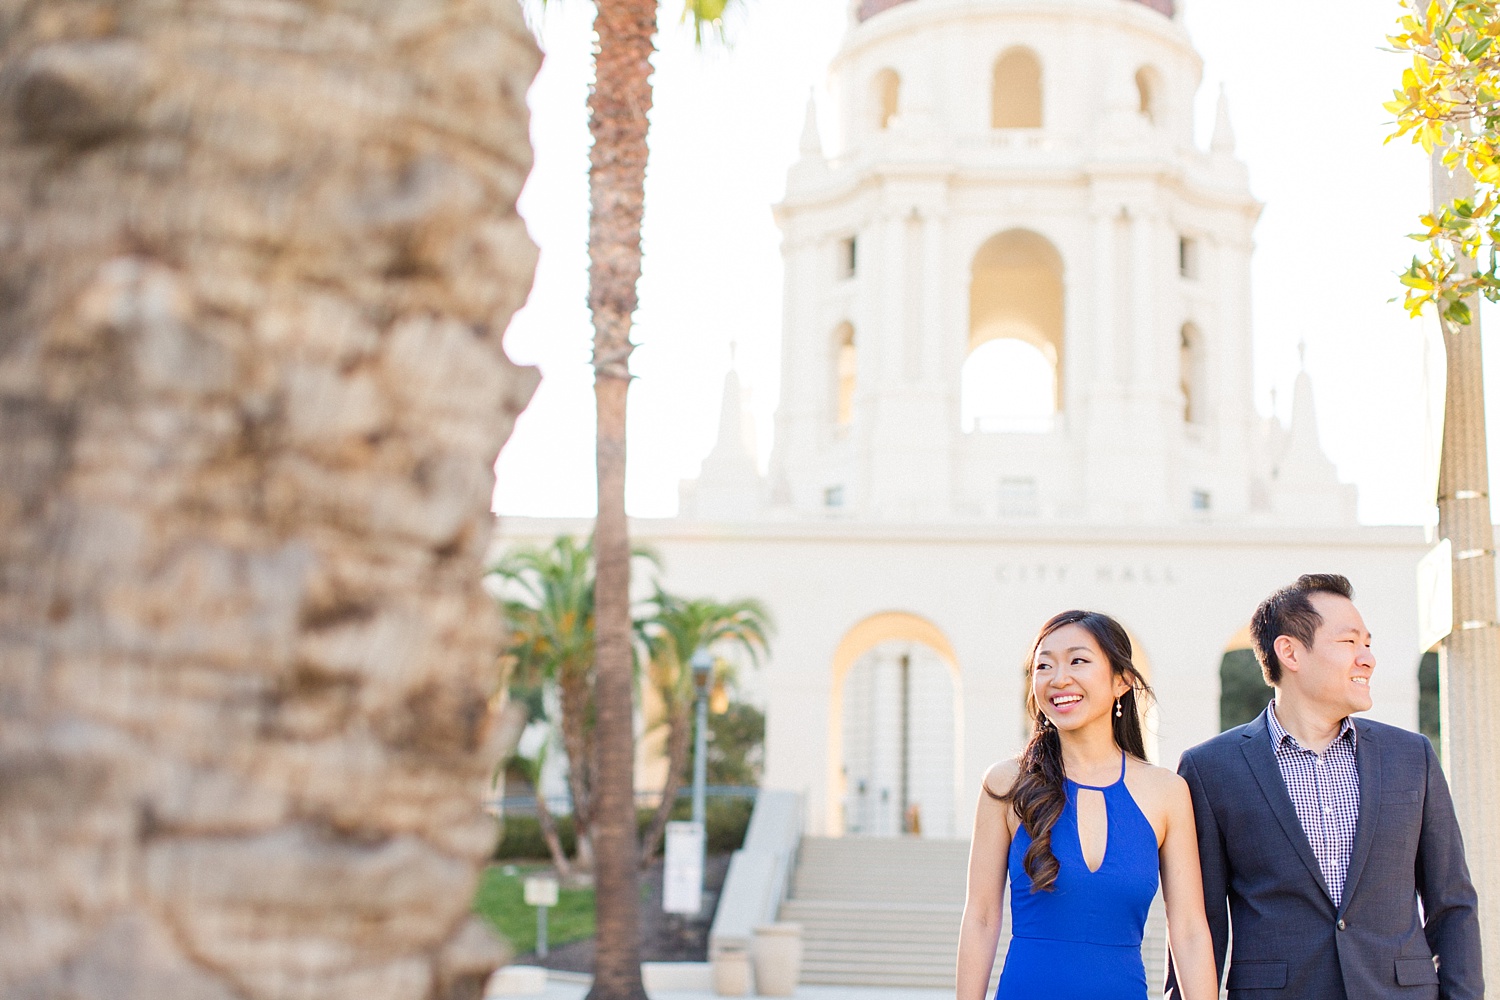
1337 919 1347 931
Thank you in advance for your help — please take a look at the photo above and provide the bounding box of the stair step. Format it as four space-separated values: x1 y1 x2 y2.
782 836 1166 990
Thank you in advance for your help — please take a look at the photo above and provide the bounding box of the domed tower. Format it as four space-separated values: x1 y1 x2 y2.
739 0 1354 525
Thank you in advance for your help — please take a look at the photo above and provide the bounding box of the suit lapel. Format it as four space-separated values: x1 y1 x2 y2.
1337 719 1381 912
1241 709 1335 906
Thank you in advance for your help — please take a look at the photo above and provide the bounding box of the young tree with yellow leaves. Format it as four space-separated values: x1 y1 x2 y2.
1388 2 1500 981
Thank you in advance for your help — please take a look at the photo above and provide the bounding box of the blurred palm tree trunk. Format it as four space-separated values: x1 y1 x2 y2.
0 2 542 997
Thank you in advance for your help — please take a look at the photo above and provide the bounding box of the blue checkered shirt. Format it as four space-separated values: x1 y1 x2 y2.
1267 703 1361 907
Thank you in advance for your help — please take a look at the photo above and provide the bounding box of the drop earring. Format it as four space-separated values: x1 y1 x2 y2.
1114 698 1123 718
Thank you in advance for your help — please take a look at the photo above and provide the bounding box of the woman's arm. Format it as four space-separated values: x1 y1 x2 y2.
1159 771 1220 1000
956 761 1015 1000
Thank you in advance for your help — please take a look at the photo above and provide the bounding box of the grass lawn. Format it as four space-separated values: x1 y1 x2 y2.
473 864 595 955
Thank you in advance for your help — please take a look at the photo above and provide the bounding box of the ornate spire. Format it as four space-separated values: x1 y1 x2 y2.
1211 84 1236 154
800 94 822 159
1285 361 1323 463
679 359 762 520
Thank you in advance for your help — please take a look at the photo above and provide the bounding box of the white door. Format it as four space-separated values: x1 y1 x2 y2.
840 641 957 837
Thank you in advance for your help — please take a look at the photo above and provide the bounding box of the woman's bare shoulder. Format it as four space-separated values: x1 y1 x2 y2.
981 758 1020 798
1126 758 1190 805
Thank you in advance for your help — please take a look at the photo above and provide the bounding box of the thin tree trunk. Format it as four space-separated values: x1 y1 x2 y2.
1432 150 1500 989
557 667 596 868
530 762 574 881
586 0 656 996
640 701 693 867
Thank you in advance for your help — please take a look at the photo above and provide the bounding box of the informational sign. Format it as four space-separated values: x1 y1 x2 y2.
524 874 560 958
662 820 705 916
1418 538 1454 653
523 874 559 908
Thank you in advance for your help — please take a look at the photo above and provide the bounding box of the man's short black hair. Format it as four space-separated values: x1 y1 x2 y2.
1250 573 1355 685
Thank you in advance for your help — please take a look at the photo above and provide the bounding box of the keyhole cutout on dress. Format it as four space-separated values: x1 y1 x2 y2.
1077 788 1109 874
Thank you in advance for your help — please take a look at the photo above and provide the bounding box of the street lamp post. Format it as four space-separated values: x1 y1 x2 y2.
691 650 713 826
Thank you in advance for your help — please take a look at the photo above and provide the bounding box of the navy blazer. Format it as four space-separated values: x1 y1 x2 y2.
1166 709 1481 1000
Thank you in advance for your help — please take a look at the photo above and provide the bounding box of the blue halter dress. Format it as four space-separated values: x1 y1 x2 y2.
995 752 1159 1000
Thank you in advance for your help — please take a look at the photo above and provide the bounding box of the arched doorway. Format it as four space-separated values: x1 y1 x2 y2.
830 613 962 838
1219 625 1271 732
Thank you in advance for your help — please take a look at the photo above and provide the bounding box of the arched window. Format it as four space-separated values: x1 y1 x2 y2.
961 339 1055 433
1135 66 1161 124
1180 322 1206 424
1219 648 1271 731
873 69 901 130
992 49 1042 128
834 322 857 429
966 228 1064 432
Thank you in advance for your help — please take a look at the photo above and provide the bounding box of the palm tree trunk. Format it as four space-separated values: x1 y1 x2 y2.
0 1 542 996
586 0 656 997
640 701 694 866
557 668 596 869
1432 151 1500 988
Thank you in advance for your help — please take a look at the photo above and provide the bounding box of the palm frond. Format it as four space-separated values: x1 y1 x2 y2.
680 0 742 45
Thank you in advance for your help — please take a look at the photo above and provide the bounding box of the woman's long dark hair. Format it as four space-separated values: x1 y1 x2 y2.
986 610 1154 892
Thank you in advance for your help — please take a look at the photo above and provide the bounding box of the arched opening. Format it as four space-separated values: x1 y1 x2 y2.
1219 626 1271 732
873 68 901 130
833 322 856 429
961 339 1056 433
829 612 962 838
967 229 1064 430
1135 66 1161 124
1180 322 1205 425
992 48 1042 128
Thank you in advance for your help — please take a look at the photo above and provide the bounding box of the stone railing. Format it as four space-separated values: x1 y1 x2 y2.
708 790 804 960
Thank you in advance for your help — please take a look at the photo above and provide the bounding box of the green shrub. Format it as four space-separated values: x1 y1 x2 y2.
495 795 754 861
495 813 577 861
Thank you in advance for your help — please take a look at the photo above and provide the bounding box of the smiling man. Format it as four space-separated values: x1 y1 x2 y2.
1166 574 1482 1000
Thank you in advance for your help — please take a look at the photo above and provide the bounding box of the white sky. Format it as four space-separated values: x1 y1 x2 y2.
495 0 1500 527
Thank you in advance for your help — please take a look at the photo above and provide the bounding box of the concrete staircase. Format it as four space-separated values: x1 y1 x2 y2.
779 836 1168 990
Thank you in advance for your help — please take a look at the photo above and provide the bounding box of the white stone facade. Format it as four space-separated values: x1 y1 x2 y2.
499 0 1424 840
748 0 1357 527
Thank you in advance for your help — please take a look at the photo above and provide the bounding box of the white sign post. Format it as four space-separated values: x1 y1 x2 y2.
524 874 560 957
663 820 705 916
1418 538 1454 653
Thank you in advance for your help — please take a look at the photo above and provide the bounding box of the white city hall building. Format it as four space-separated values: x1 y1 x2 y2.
503 0 1428 843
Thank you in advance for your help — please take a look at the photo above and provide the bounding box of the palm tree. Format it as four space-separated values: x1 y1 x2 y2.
568 2 740 997
638 589 770 863
0 0 544 993
489 536 600 872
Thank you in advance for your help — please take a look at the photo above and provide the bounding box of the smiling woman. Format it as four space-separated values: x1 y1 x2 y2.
957 611 1219 1000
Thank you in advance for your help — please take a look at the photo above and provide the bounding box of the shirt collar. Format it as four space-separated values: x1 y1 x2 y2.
1267 700 1357 751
